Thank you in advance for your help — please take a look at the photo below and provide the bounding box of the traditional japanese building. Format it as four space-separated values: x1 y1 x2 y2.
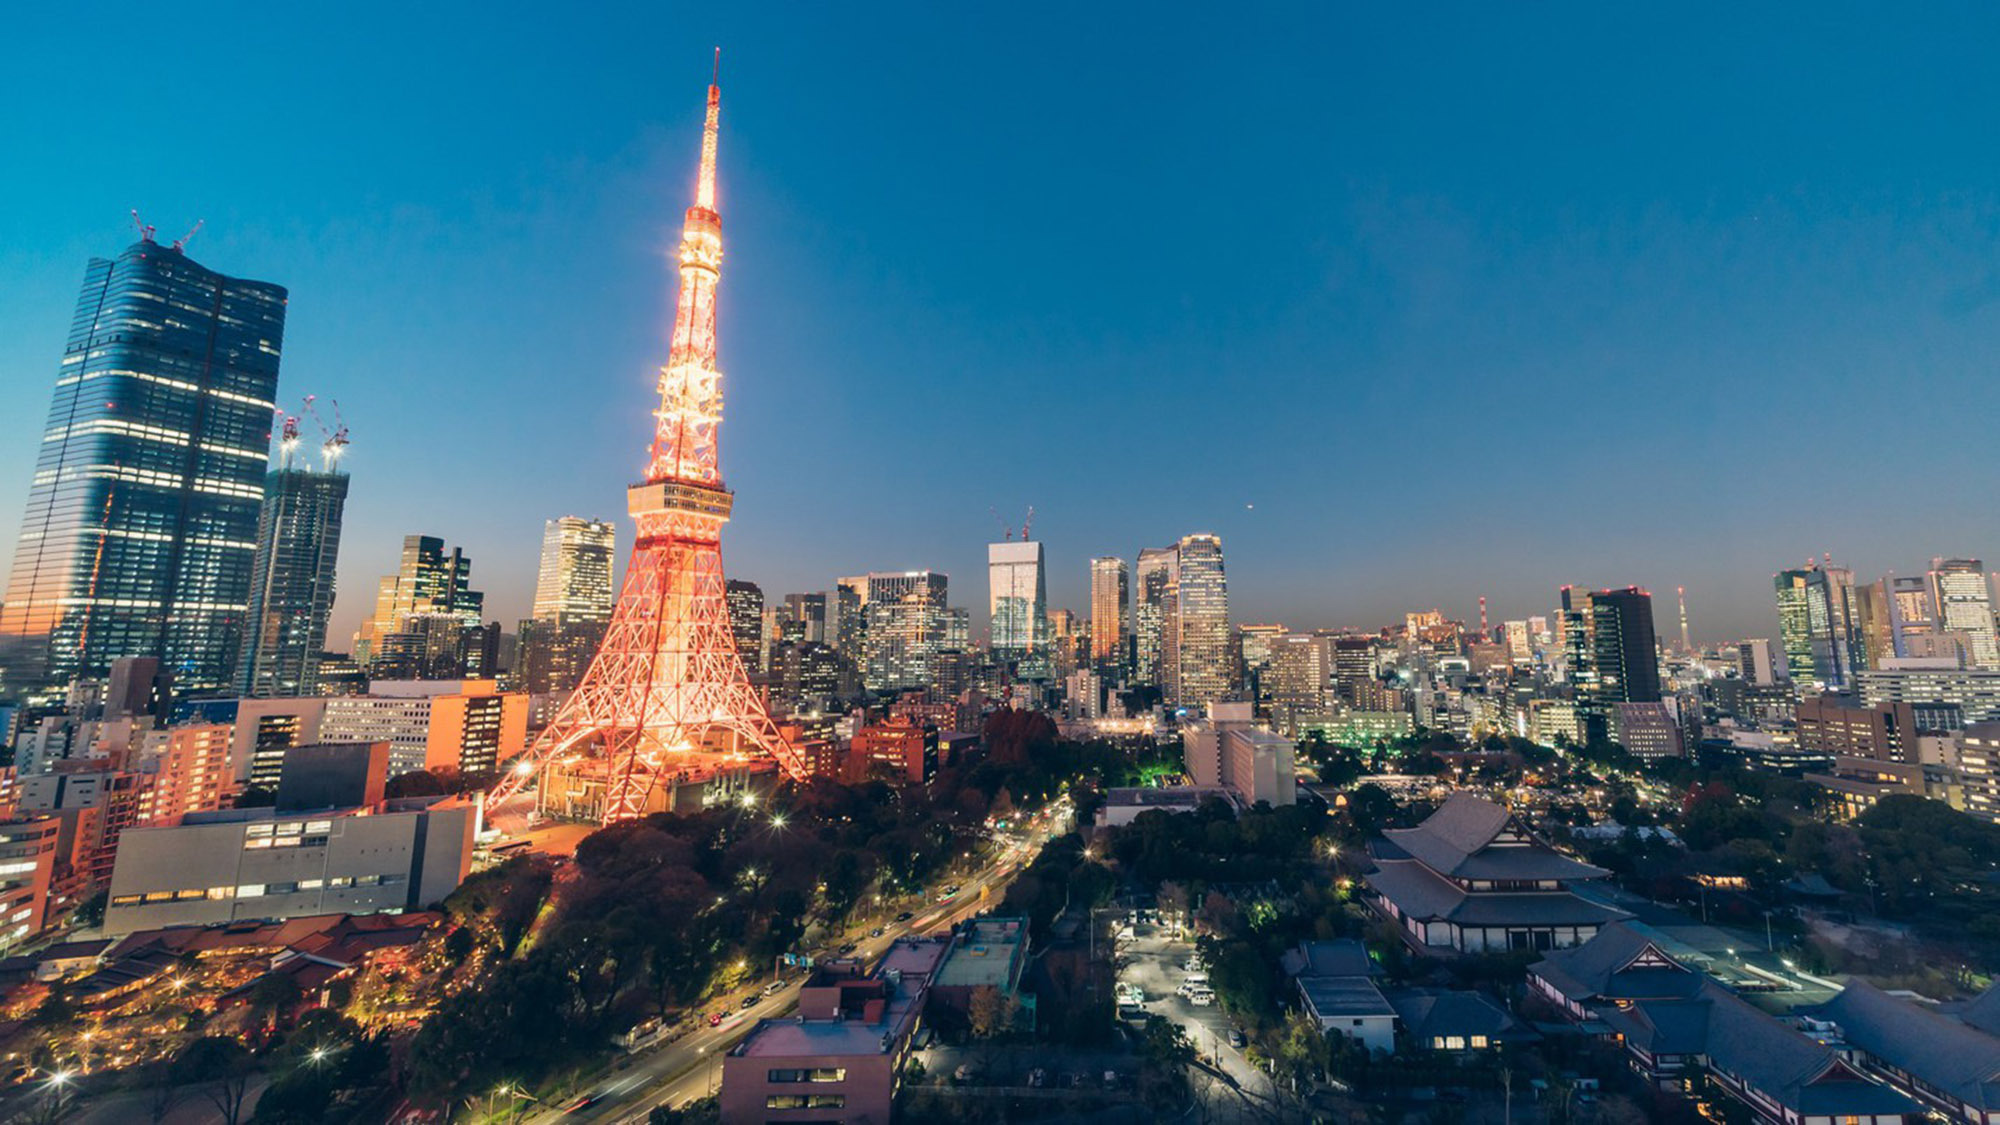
1531 923 1921 1124
1362 792 1625 954
1808 979 2000 1124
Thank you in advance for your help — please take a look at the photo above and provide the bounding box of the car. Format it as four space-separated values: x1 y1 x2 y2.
565 1093 605 1113
894 911 914 922
1227 1028 1246 1048
707 1011 725 1027
870 926 885 937
1188 990 1216 1007
837 942 857 955
763 980 785 997
1028 1068 1047 1088
740 994 758 1009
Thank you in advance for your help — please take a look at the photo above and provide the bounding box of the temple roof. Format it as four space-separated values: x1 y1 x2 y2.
1366 859 1628 927
1382 792 1608 882
1814 979 2000 1111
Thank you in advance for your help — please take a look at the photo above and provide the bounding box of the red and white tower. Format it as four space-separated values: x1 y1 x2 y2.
493 57 805 822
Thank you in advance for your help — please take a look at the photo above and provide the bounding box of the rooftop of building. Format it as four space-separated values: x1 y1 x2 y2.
1379 792 1608 883
1365 859 1628 927
1298 973 1396 1019
736 937 950 1059
935 919 1026 989
1810 979 2000 1111
1101 785 1240 810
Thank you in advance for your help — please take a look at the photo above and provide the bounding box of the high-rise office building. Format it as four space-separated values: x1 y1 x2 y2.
1773 569 1816 686
1089 557 1129 675
531 517 615 622
1134 546 1178 688
1930 558 2000 670
1886 575 1937 657
237 462 348 698
862 572 948 692
987 540 1047 658
0 237 288 699
724 579 765 671
514 516 615 696
1167 533 1229 711
1587 587 1661 705
354 536 484 665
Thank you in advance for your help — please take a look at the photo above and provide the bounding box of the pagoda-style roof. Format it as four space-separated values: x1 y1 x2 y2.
1529 921 1706 1005
1814 980 2000 1112
1366 859 1628 927
1382 792 1607 883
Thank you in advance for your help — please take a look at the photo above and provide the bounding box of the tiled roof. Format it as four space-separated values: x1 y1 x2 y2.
1382 793 1608 882
1815 980 2000 1111
1528 921 1704 1004
1367 860 1627 927
1298 975 1395 1020
1955 984 2000 1038
1387 988 1535 1044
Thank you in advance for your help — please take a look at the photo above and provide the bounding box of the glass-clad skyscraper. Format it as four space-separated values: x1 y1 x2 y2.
1168 533 1230 711
237 464 348 697
0 238 286 699
987 540 1047 658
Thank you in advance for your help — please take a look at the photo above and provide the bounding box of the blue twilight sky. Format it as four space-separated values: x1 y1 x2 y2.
6 4 2000 645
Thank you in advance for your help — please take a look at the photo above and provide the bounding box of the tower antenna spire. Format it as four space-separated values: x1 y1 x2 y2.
696 48 722 212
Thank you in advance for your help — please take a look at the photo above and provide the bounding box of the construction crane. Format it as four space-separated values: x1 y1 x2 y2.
130 210 156 243
276 410 301 468
1020 505 1034 541
300 395 350 471
171 219 204 252
990 506 1011 542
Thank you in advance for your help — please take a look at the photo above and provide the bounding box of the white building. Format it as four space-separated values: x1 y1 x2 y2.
1184 702 1296 807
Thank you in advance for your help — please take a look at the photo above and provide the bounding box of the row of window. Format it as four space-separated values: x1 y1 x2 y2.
764 1095 844 1110
766 1068 845 1084
110 872 406 906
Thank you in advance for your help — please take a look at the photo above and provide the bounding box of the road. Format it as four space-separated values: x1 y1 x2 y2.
518 810 1066 1125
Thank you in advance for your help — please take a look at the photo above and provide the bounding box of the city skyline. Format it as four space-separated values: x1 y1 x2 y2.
11 8 2000 646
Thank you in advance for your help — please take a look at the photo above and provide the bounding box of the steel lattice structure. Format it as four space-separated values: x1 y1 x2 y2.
492 60 805 822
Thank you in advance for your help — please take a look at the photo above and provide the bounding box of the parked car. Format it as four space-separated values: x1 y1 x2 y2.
1188 990 1216 1007
1227 1027 1246 1048
1028 1068 1047 1088
740 994 758 1009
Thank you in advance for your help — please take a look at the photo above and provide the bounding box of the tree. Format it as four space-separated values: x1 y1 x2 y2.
170 1037 255 1125
966 986 1020 1039
384 769 448 799
1137 1019 1196 1109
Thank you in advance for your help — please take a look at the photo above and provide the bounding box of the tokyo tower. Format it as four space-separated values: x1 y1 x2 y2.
493 55 805 822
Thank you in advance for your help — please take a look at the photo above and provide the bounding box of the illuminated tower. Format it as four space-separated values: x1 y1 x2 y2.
493 58 803 821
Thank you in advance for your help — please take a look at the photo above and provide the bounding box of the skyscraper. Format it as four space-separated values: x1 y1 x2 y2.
1773 569 1816 685
1774 561 1863 690
1089 557 1130 676
1134 546 1178 688
0 236 288 699
1168 533 1230 712
1588 587 1661 705
862 571 948 692
725 579 765 671
514 516 615 696
237 457 348 698
532 517 615 622
354 535 484 667
987 540 1047 658
1930 558 2000 670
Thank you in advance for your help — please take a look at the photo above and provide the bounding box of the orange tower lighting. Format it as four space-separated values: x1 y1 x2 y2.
491 56 805 822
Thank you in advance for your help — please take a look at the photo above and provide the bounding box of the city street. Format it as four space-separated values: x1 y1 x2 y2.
515 803 1067 1124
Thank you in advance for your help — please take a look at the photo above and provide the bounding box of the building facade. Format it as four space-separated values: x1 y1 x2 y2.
237 465 348 697
0 239 287 699
1089 556 1129 677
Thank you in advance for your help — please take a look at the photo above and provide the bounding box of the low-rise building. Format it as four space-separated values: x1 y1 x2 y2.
928 917 1034 1032
0 818 59 953
1808 979 2000 1124
720 938 950 1125
1530 924 1920 1123
103 801 474 936
1803 756 1928 821
320 680 528 778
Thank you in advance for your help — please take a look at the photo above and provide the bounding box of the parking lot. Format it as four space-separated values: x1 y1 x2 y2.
1115 921 1276 1102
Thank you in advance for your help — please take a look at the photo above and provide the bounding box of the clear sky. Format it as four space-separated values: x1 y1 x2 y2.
6 4 2000 646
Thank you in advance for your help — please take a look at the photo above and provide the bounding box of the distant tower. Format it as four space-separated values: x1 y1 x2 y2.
1676 586 1691 653
237 415 350 697
492 59 803 822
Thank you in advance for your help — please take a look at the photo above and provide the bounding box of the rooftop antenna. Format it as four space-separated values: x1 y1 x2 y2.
130 210 156 243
